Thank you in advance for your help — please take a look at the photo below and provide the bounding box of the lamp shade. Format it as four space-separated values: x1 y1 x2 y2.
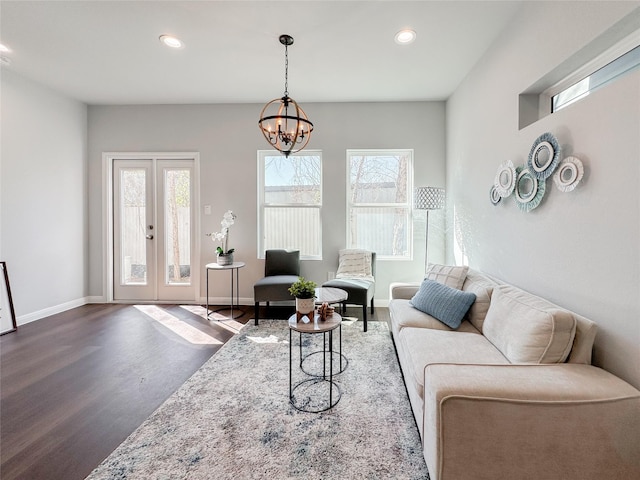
414 187 445 210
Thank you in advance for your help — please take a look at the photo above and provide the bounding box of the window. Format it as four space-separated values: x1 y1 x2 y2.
346 149 413 260
258 151 322 259
551 44 640 112
518 28 640 129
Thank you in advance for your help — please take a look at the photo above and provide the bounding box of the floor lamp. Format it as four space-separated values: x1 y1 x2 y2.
414 186 445 273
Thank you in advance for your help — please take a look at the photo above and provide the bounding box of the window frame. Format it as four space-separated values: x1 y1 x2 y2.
544 31 640 113
345 148 414 261
257 150 323 260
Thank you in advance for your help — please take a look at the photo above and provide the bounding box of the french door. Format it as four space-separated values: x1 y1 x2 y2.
112 156 198 302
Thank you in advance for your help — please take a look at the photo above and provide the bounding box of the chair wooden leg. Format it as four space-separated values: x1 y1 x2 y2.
254 302 259 326
362 305 368 332
370 297 375 314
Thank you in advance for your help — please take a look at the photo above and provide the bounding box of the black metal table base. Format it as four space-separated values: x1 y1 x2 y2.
299 327 347 376
289 327 342 413
205 262 244 321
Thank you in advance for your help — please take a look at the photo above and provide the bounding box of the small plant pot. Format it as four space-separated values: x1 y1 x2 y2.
217 253 233 266
295 297 315 315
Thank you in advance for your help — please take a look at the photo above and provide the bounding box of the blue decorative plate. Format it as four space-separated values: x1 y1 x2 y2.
514 166 546 212
528 132 560 180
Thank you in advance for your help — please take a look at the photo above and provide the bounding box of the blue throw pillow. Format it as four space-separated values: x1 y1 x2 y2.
410 278 477 329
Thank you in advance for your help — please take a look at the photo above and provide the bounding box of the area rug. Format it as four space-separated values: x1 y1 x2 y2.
85 319 430 479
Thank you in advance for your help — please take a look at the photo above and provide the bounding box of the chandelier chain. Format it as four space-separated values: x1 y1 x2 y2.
283 44 289 96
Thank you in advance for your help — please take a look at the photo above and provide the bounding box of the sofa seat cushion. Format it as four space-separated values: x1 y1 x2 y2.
253 274 300 302
396 327 509 403
389 299 480 337
483 285 577 364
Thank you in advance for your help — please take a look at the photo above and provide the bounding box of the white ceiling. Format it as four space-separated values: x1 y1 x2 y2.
0 1 522 105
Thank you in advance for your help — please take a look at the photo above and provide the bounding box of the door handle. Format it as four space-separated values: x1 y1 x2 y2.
146 234 154 240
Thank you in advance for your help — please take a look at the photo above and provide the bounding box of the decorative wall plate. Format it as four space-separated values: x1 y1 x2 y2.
528 132 560 180
494 160 516 197
553 156 584 192
489 185 501 205
514 166 546 212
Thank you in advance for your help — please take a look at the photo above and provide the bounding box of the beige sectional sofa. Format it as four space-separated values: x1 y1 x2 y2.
388 267 640 480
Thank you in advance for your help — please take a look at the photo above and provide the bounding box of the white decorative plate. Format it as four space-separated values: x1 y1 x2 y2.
553 156 584 192
494 160 516 198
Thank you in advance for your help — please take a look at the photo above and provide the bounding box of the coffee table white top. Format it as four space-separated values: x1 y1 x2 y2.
314 287 348 304
288 312 342 333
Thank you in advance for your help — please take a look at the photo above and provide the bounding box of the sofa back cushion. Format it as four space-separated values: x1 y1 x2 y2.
461 269 496 333
425 264 468 290
483 285 576 364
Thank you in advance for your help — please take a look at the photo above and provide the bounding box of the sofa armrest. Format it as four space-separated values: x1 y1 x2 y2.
389 282 421 300
423 363 640 480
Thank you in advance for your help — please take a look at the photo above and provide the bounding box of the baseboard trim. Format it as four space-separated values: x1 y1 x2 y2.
87 295 107 304
17 297 90 326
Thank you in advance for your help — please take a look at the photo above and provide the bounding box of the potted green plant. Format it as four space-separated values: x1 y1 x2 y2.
289 277 317 315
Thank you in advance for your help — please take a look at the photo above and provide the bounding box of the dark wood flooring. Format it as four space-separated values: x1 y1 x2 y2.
1 303 388 480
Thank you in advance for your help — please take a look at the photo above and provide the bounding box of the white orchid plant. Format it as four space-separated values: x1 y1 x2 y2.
207 210 237 255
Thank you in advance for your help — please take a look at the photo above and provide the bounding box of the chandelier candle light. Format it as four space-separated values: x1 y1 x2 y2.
258 34 314 157
414 187 445 273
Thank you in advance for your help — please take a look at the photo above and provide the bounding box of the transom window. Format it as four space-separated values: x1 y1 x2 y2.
552 44 640 112
346 149 413 260
257 151 322 259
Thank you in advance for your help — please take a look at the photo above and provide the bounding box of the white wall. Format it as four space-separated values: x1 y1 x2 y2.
0 70 88 323
87 101 446 304
447 2 640 388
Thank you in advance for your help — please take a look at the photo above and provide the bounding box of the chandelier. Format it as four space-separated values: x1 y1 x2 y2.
258 34 314 157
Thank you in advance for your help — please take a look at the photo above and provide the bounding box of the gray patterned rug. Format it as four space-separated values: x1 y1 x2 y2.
85 319 430 479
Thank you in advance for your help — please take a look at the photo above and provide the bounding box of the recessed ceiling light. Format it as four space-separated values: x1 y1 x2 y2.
0 43 11 53
394 29 416 45
159 35 184 49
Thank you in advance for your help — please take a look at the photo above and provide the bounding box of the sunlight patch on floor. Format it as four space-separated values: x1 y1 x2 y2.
134 305 223 345
178 305 245 334
247 334 288 344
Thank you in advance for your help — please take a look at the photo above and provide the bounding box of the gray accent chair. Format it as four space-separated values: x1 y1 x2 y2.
253 249 300 325
322 251 375 332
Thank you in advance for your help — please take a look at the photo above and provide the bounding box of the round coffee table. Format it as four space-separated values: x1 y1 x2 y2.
288 313 344 413
314 286 348 306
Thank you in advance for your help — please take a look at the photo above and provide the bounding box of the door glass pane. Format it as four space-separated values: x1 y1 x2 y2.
120 169 147 285
165 169 191 285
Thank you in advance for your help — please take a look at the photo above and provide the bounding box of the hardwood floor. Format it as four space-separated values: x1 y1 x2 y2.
0 303 388 480
0 303 249 480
